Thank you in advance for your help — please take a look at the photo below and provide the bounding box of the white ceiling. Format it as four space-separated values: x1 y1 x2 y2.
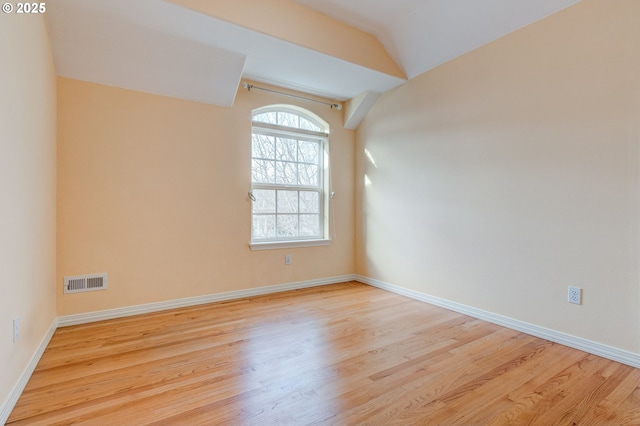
45 0 582 113
294 0 582 79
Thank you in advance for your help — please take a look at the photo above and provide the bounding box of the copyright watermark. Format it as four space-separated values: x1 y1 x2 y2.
2 3 46 13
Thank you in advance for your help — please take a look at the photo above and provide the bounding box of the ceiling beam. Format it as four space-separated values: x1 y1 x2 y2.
344 91 381 130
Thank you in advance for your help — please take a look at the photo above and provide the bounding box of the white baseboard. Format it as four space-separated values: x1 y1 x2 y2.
356 275 640 369
0 318 58 425
58 274 356 327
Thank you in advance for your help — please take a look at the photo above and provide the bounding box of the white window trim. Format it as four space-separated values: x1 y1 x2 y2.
249 238 331 251
250 105 331 249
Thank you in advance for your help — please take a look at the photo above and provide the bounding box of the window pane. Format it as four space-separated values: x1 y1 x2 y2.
277 190 298 213
275 161 297 185
253 215 276 239
252 159 275 184
298 163 319 186
253 112 277 124
252 134 275 159
300 214 320 237
253 189 275 214
300 191 319 213
277 215 298 238
276 138 297 162
278 112 299 128
299 140 320 164
299 117 321 132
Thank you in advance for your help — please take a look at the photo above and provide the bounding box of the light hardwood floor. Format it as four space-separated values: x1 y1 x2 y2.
8 282 640 425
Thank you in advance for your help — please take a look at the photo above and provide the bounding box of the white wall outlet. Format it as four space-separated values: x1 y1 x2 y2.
568 286 582 305
13 317 20 343
285 254 292 265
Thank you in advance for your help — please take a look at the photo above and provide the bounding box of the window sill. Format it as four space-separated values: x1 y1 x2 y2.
249 239 331 251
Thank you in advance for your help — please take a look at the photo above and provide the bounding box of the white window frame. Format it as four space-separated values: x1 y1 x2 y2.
249 105 331 250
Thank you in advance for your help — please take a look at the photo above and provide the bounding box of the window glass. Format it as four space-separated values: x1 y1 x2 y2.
250 106 329 243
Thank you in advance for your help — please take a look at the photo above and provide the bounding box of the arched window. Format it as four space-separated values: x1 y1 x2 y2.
250 105 330 248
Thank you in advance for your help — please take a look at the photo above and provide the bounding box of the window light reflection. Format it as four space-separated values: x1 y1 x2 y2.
364 148 377 168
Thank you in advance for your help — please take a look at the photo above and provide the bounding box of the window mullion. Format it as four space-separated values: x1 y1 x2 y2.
252 122 328 139
252 183 319 192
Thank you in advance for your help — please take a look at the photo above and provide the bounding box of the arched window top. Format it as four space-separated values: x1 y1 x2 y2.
252 105 329 135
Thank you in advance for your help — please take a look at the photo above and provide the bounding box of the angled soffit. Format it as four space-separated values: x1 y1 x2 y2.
45 0 407 107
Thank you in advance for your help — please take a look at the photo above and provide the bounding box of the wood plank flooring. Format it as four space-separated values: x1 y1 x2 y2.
8 281 640 425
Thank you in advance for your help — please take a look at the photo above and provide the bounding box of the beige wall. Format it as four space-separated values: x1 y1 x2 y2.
356 0 640 353
57 78 354 316
0 15 57 409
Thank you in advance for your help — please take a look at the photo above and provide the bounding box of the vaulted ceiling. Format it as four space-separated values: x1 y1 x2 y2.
45 0 581 128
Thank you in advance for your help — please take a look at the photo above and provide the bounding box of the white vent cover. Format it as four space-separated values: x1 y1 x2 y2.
64 273 108 294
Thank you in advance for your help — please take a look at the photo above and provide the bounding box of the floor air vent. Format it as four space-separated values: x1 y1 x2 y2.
64 273 108 294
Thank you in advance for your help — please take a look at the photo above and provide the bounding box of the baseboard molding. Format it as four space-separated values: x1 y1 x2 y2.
0 318 58 425
356 275 640 369
58 274 356 327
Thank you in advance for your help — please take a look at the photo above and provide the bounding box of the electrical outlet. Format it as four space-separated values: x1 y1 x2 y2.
13 317 19 343
568 286 582 305
285 254 292 265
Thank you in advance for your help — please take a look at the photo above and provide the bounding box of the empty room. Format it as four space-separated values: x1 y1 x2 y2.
2 0 640 424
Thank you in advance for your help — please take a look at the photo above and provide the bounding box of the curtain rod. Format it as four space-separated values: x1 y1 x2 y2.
242 82 342 110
